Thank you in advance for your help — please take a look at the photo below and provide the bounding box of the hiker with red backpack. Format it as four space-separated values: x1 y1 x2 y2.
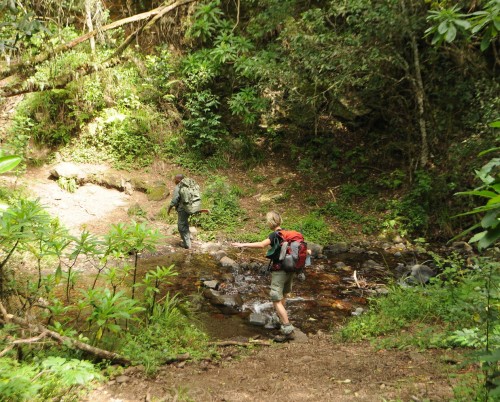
232 211 308 342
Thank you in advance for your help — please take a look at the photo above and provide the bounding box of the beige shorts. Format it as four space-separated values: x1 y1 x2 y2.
269 270 295 301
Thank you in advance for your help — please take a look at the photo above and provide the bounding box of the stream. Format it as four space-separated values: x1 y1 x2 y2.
137 243 417 341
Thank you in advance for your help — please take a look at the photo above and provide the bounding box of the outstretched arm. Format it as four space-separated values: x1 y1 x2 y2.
231 238 271 248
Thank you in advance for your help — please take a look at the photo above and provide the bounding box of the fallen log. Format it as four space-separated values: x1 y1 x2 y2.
1 57 126 98
0 302 131 365
209 340 271 347
0 331 50 358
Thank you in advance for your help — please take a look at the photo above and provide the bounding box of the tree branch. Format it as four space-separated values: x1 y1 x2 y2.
0 301 131 365
108 0 196 60
208 340 271 347
0 0 197 80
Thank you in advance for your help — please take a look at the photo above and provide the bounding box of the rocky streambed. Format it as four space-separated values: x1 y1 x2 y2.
137 239 474 341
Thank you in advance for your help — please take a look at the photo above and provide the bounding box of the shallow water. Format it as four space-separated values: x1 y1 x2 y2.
138 247 403 341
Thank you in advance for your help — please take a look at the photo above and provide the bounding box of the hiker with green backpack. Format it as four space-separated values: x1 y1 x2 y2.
167 174 201 249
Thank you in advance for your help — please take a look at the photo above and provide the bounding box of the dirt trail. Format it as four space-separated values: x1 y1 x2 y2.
15 163 464 402
86 333 460 402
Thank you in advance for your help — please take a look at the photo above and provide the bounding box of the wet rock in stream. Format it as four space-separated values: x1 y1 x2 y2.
202 288 244 314
248 313 267 326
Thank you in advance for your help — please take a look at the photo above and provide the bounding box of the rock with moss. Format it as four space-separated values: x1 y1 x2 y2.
258 192 284 203
145 181 169 201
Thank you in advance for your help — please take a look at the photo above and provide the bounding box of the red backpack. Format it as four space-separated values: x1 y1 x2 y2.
271 230 308 272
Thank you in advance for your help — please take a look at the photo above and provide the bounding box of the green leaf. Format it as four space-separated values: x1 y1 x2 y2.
480 35 491 51
455 190 497 198
107 323 121 333
431 34 442 45
445 25 457 42
55 265 62 284
486 195 500 205
478 145 500 155
481 210 499 229
438 21 449 34
456 203 500 216
469 230 486 244
0 155 21 173
454 19 471 30
478 226 500 250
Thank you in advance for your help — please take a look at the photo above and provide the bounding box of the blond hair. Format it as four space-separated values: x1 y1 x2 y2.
266 211 282 230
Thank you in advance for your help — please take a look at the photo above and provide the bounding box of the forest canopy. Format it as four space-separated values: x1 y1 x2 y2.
0 0 499 237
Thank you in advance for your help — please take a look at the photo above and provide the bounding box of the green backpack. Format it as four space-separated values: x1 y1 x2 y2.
179 178 201 214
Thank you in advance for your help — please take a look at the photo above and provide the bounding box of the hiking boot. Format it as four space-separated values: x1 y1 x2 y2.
273 331 295 343
281 323 294 335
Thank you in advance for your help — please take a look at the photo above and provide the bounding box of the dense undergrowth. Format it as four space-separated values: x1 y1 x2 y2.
1 0 498 241
0 205 214 400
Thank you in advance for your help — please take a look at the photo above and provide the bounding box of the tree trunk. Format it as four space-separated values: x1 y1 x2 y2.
402 0 429 169
85 0 96 54
410 34 429 168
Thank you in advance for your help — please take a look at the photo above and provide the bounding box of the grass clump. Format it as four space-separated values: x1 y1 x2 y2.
340 255 498 353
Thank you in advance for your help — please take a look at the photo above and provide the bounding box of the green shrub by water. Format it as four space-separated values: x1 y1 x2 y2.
341 256 499 352
120 294 213 375
189 176 243 236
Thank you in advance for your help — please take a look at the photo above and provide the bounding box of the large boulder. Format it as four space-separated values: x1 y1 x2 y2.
409 264 435 285
49 162 87 183
146 181 169 201
203 288 243 314
307 242 323 257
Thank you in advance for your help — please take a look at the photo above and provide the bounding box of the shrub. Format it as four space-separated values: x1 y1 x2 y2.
0 356 102 402
9 91 76 147
120 294 212 375
190 176 243 235
65 107 160 168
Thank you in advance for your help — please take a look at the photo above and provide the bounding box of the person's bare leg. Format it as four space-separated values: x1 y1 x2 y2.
273 299 289 324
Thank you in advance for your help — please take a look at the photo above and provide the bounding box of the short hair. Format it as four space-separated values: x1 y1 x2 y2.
174 174 184 183
266 211 282 230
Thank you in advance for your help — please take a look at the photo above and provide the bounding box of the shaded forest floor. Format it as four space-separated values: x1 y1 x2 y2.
11 161 477 402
